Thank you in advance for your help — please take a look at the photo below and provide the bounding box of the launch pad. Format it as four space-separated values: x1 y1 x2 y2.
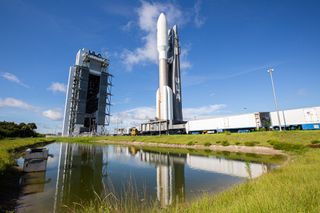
140 120 186 135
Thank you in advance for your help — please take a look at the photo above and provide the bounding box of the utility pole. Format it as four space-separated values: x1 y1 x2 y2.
267 68 282 131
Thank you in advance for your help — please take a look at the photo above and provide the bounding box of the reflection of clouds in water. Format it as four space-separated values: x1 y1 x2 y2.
186 155 267 178
45 143 61 169
106 146 155 169
15 142 274 212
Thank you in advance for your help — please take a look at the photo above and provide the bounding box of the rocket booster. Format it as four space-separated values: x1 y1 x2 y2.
156 13 173 121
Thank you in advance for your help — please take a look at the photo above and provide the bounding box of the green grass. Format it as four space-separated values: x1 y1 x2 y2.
0 137 55 172
168 149 320 213
54 130 320 149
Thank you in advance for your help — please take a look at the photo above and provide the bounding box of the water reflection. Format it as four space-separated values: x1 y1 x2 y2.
53 144 104 212
16 143 274 212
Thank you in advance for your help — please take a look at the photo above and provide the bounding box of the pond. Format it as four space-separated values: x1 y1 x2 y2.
15 142 278 212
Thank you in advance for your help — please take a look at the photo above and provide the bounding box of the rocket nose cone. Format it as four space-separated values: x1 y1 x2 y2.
157 13 167 30
157 13 168 48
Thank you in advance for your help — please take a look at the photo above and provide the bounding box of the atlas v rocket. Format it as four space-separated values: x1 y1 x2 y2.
156 13 183 123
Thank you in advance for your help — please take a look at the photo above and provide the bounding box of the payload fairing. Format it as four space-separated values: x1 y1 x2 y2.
156 13 183 124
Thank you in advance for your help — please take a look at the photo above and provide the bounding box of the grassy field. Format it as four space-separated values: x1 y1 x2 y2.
57 130 320 145
56 130 320 153
167 149 320 213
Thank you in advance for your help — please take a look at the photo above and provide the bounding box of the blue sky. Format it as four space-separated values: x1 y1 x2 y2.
0 0 319 133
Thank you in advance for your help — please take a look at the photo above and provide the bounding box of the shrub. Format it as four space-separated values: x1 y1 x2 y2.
311 140 320 145
268 140 306 153
235 142 241 145
204 142 211 147
221 140 229 146
244 141 260 147
187 141 195 146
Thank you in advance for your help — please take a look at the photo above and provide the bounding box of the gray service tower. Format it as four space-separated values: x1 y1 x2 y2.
62 49 112 136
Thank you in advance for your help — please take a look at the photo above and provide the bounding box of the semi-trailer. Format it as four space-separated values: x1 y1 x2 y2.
136 106 320 135
185 112 271 134
185 106 320 134
270 106 320 130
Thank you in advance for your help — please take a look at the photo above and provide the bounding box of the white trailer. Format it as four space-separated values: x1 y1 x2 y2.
270 106 320 130
186 112 270 134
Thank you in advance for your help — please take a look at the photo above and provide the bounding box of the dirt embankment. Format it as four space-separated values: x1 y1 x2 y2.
96 140 283 155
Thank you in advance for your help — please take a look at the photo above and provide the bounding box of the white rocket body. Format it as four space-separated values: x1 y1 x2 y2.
156 13 173 121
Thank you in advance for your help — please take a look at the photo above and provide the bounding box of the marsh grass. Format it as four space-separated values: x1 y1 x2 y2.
64 176 159 213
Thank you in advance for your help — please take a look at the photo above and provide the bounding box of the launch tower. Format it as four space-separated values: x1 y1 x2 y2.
62 49 112 136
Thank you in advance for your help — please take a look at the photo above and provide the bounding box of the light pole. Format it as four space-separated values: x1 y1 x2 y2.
267 68 282 131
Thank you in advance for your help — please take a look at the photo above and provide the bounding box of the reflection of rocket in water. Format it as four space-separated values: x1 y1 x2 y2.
138 150 185 206
156 13 183 123
156 155 185 207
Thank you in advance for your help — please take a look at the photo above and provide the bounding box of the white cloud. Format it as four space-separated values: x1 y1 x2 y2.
180 45 192 70
48 82 67 93
121 20 134 31
183 104 227 120
194 0 206 28
0 97 36 111
121 1 190 70
42 109 63 121
0 97 63 121
109 104 226 130
1 72 29 88
110 106 156 128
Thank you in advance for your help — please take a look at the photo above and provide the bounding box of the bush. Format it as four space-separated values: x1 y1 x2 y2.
0 121 38 138
235 142 241 145
221 140 229 146
187 141 195 146
267 140 306 152
244 141 260 146
311 140 320 145
204 142 211 147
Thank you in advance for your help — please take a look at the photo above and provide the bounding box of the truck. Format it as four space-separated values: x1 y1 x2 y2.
185 112 271 134
270 106 320 130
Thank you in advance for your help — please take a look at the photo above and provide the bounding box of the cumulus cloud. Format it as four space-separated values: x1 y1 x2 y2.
0 97 63 121
194 0 206 28
121 1 191 70
0 97 37 111
183 104 227 120
109 104 226 129
48 82 67 93
121 20 134 31
42 109 63 121
110 106 156 128
1 72 29 88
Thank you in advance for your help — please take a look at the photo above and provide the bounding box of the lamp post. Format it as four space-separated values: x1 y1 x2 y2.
267 68 282 131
